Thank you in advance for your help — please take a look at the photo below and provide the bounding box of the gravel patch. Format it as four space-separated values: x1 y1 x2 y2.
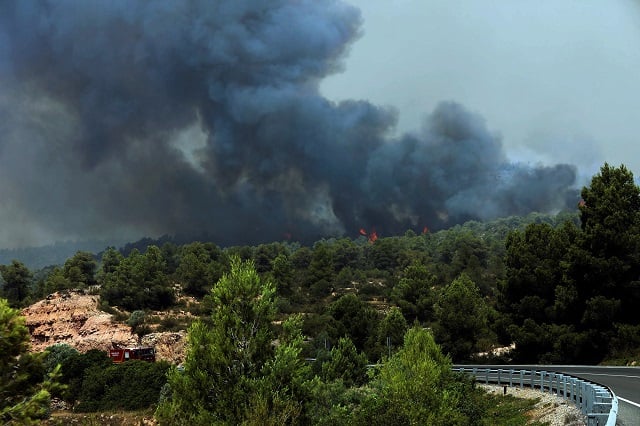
478 383 587 425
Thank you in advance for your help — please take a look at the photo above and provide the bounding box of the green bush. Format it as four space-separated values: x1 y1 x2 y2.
352 327 482 425
127 310 148 336
76 360 170 412
127 310 146 329
157 316 181 332
43 348 111 403
321 337 368 387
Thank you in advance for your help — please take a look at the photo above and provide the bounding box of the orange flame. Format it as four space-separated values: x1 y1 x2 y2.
422 226 429 234
368 230 378 243
359 228 367 236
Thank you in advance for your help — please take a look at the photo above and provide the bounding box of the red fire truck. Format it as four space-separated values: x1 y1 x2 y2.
108 344 156 363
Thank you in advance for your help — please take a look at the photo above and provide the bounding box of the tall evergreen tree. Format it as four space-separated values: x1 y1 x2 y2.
327 293 379 355
434 273 488 361
391 261 438 323
175 242 226 297
101 246 174 310
501 163 640 362
62 251 97 288
355 327 478 425
156 257 309 425
321 337 368 386
0 260 32 307
501 223 572 324
578 163 640 324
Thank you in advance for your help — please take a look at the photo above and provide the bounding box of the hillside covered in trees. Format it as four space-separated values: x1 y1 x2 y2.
2 163 639 423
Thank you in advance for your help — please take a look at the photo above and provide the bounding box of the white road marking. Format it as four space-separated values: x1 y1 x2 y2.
618 397 640 409
565 372 640 379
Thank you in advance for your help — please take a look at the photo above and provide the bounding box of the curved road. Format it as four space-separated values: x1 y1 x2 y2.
542 365 640 426
540 366 640 404
471 365 640 425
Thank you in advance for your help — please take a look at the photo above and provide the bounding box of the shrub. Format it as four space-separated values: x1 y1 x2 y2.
76 360 170 412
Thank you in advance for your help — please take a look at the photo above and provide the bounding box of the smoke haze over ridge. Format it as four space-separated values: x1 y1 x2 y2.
0 0 578 249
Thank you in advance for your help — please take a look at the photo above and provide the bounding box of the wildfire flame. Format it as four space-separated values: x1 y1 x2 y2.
359 227 378 243
422 226 429 234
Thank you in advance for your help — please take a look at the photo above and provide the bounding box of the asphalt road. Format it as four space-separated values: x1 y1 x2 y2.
541 365 640 426
537 366 640 404
463 365 640 425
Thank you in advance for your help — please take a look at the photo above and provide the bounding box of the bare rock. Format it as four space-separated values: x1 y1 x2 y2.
21 291 188 364
21 291 138 353
141 331 187 364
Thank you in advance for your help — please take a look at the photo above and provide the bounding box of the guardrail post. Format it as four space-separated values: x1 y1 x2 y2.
531 370 536 389
519 370 524 388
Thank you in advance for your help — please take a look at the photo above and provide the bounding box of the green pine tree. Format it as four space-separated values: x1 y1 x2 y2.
0 298 62 424
156 257 309 425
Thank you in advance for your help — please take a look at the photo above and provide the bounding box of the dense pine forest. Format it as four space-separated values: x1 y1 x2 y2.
2 163 640 424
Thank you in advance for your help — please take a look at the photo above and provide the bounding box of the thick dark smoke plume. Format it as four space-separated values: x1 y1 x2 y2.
0 0 577 248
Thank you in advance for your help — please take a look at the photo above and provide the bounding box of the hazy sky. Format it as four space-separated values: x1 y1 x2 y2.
321 0 640 183
0 0 636 249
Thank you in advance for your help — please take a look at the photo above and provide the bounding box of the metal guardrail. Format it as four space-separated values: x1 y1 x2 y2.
452 367 618 426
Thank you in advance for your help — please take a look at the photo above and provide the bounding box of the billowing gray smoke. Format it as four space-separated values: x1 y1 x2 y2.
0 0 577 248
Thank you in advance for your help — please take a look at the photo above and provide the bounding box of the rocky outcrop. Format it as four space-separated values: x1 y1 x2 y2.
142 331 187 365
21 291 138 352
21 291 186 363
